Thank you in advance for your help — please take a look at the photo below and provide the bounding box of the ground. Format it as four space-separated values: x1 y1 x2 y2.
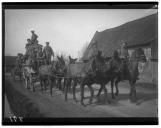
5 73 158 117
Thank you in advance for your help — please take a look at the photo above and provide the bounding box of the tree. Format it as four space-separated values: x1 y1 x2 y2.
78 41 89 60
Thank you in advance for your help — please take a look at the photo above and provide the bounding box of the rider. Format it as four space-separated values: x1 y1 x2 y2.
43 42 54 65
31 30 38 45
120 42 129 60
119 42 129 79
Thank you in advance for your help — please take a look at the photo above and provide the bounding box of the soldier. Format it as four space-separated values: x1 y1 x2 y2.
120 42 129 60
16 53 22 71
31 30 38 44
43 42 54 65
119 42 129 79
25 39 32 57
36 45 44 67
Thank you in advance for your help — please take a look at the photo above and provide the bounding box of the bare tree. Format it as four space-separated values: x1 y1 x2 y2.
78 41 89 60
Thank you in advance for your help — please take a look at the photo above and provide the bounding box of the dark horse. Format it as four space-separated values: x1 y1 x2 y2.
112 48 147 102
80 50 120 106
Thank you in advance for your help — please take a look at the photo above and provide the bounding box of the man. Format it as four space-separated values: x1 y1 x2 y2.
25 39 32 57
120 42 129 60
16 53 23 71
31 30 38 44
43 42 54 65
119 42 129 79
36 45 44 67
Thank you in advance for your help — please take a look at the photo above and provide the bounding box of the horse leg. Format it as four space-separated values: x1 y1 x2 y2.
103 85 110 104
49 77 53 96
80 83 85 106
73 78 77 102
65 78 69 101
68 78 72 93
30 76 35 92
25 78 28 89
40 79 43 93
129 81 137 102
56 78 58 88
44 78 47 92
63 78 66 91
58 78 61 90
88 85 94 105
32 82 35 92
97 85 103 101
114 79 119 96
111 80 115 99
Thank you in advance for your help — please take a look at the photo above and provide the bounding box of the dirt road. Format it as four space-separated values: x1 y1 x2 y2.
5 75 158 117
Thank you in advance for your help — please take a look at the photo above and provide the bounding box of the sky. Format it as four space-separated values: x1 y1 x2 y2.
5 9 157 58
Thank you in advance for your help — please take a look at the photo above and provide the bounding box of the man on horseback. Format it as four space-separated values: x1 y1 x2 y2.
43 42 54 65
119 42 129 60
118 42 129 79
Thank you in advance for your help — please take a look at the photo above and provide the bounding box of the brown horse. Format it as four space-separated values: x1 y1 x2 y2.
113 48 147 102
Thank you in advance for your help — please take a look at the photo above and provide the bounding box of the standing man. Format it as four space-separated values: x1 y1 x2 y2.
43 42 54 65
31 30 38 44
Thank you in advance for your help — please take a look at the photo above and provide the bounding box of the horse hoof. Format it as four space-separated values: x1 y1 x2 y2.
89 101 93 105
75 100 79 103
115 92 119 96
112 95 115 99
81 102 86 107
130 97 137 103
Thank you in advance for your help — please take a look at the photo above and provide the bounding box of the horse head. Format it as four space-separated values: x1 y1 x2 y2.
69 55 78 64
55 56 66 75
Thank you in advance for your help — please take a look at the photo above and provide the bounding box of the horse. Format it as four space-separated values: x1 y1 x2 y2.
112 48 147 102
38 60 57 95
22 65 36 90
80 50 120 106
21 56 38 91
69 55 78 64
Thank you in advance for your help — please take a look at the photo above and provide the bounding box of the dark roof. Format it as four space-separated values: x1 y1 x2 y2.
83 13 158 59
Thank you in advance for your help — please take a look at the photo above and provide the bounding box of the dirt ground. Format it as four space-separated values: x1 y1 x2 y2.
5 74 158 117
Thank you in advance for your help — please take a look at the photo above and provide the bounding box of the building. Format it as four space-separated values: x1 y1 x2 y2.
83 13 158 84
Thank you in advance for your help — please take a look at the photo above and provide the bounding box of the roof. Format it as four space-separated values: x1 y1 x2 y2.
83 13 158 59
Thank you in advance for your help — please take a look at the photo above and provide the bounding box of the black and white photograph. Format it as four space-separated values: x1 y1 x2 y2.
2 2 158 125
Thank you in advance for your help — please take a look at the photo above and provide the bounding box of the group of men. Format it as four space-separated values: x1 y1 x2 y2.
16 30 54 71
15 29 130 73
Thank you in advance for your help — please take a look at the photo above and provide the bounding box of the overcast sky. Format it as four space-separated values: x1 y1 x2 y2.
5 9 157 57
